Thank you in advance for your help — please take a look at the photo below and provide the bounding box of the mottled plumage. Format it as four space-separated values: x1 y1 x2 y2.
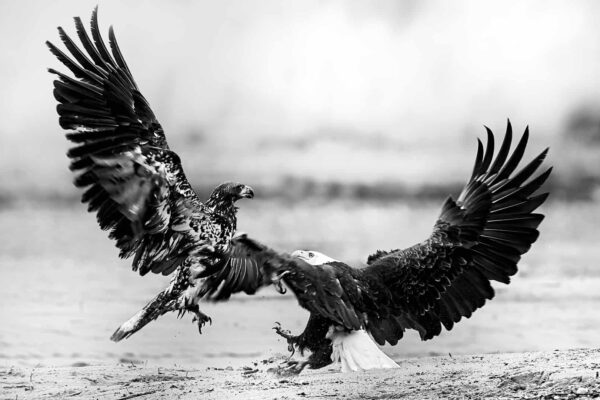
47 8 254 340
205 123 551 371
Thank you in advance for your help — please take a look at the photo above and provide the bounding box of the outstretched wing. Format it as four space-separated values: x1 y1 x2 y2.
363 121 551 345
47 8 210 275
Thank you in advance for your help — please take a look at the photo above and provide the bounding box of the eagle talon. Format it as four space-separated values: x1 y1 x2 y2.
273 322 293 340
286 345 296 358
191 309 212 334
276 359 308 376
272 271 290 294
273 322 297 356
274 281 287 294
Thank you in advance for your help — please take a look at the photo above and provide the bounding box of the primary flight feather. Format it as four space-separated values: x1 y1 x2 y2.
47 8 255 340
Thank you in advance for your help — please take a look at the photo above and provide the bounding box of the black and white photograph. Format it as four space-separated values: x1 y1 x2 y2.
1 1 599 399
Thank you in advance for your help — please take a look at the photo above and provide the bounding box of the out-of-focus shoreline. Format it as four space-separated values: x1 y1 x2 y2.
0 173 598 210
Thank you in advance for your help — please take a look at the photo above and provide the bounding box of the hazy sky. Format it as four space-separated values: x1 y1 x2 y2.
1 0 599 191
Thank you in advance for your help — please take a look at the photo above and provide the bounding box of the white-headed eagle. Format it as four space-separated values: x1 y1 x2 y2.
201 122 552 372
46 8 256 341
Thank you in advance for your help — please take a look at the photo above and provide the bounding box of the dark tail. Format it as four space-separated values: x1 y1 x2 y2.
110 287 179 342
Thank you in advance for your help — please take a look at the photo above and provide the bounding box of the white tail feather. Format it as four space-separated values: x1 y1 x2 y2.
328 329 400 372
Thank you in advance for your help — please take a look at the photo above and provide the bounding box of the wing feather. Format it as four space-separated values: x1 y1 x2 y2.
363 121 550 344
48 9 210 276
199 235 271 301
487 121 512 176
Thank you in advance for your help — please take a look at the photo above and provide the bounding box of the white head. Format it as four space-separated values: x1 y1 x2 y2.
291 250 338 266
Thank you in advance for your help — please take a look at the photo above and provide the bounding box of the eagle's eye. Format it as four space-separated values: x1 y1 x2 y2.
308 252 314 258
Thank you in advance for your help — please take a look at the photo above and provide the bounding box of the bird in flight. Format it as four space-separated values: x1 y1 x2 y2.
202 123 551 372
46 8 256 341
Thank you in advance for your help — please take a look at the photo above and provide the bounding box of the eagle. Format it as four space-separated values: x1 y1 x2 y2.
47 10 551 371
200 123 552 372
46 8 256 341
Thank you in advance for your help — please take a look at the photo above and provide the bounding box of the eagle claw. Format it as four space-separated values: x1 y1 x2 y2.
272 322 292 339
273 322 297 354
192 312 212 334
274 360 309 376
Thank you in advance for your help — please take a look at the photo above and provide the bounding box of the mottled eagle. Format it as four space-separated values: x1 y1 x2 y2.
201 123 551 372
46 8 256 341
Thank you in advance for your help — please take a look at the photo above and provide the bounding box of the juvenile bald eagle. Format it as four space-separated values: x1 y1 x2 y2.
203 123 551 372
47 8 255 340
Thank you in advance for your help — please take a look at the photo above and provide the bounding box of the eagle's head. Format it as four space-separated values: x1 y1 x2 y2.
206 181 254 209
291 249 338 266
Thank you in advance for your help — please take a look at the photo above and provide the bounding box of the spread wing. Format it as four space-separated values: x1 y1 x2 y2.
363 121 552 345
47 8 210 276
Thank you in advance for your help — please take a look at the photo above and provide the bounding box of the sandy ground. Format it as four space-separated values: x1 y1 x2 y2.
2 348 599 400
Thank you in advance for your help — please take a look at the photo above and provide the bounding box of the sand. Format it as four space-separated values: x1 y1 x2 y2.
2 348 599 400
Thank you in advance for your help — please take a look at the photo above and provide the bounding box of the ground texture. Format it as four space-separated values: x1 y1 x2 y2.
2 348 599 400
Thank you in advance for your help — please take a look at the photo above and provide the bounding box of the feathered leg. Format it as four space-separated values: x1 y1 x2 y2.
110 284 180 342
111 266 213 341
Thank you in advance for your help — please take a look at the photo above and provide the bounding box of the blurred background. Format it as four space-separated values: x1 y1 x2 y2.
0 0 599 369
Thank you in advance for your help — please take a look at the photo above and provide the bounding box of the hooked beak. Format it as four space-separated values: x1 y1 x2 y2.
291 250 308 261
240 185 254 199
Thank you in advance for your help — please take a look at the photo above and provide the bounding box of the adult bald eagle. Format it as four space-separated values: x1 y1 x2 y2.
46 8 255 341
202 123 551 372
